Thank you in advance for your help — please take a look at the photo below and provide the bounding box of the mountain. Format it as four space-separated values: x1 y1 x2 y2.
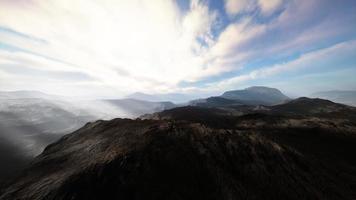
311 90 356 106
0 91 62 100
0 88 344 184
221 86 290 105
129 86 289 107
144 97 356 127
2 98 356 199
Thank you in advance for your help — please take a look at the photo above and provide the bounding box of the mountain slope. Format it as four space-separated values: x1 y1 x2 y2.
188 97 244 107
0 120 350 200
270 97 356 120
2 98 356 199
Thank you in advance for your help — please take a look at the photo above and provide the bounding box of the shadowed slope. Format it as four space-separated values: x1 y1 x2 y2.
1 116 356 199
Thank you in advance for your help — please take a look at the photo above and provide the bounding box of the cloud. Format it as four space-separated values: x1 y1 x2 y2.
224 0 284 16
0 0 221 95
258 0 283 15
0 0 355 97
209 0 356 83
209 40 356 90
2 0 276 95
224 0 253 16
209 18 266 59
194 18 267 79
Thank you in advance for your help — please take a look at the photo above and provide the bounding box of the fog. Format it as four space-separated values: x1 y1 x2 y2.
0 92 176 182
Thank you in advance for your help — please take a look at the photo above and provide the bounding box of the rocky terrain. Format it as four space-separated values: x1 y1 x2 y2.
1 97 356 200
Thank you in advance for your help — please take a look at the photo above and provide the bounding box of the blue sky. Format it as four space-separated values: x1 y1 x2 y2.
0 0 355 98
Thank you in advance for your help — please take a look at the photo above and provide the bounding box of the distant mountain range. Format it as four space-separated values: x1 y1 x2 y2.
127 88 356 107
189 86 290 107
129 86 290 106
311 90 356 106
0 90 61 100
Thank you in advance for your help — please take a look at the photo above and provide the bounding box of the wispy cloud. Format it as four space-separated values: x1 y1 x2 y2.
207 40 356 91
224 0 284 16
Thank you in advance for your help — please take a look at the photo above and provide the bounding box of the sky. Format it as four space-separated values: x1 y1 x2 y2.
0 0 355 98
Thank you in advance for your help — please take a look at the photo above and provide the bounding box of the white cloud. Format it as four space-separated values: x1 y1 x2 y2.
196 18 267 78
210 18 266 57
224 0 283 16
258 0 283 15
224 0 253 16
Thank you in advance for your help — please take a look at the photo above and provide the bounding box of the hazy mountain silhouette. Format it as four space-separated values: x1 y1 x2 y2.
311 90 356 106
221 86 290 105
0 91 63 100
